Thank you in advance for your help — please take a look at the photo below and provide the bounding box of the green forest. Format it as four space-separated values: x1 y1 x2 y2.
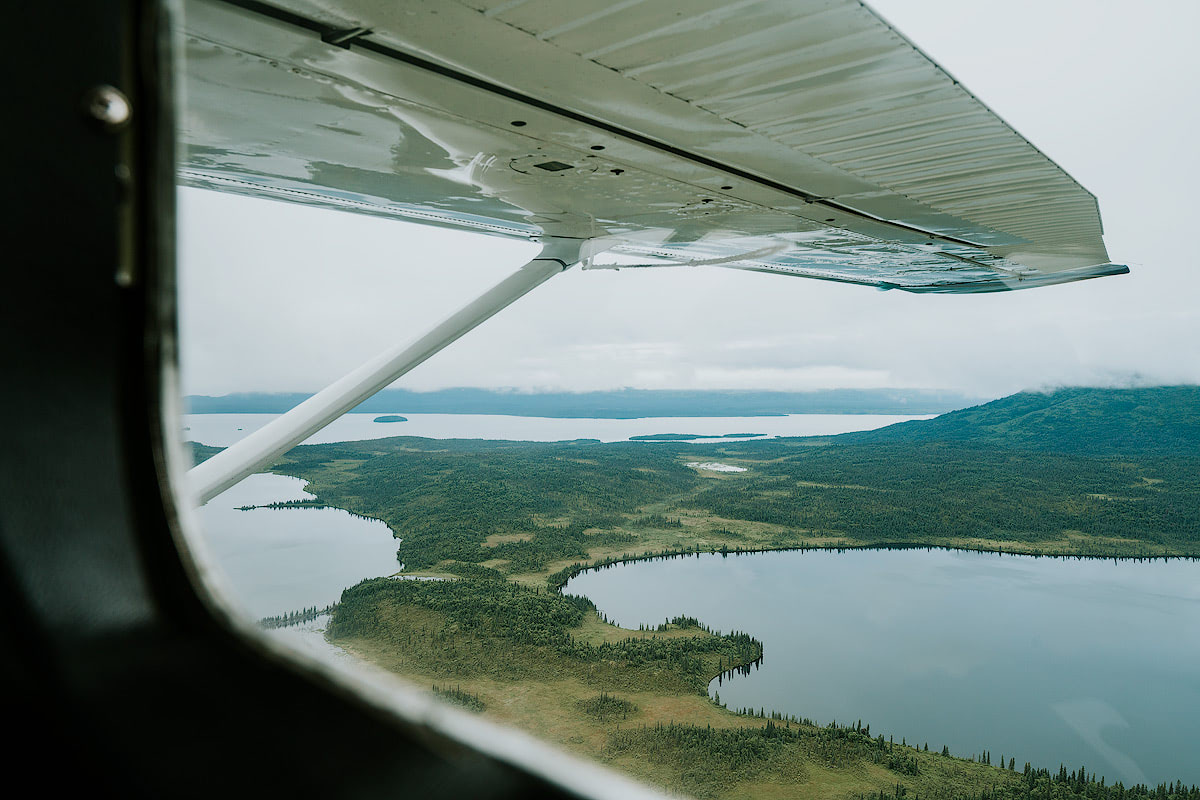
195 386 1200 799
331 575 761 696
269 389 1200 579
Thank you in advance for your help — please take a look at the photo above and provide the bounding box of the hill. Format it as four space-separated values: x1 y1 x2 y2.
836 385 1200 456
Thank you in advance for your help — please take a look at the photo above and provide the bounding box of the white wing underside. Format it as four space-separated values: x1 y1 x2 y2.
179 0 1126 293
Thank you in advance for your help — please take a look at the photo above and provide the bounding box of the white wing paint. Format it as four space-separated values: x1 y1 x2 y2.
178 0 1127 295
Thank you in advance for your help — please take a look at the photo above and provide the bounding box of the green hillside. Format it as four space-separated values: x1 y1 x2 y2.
838 385 1200 456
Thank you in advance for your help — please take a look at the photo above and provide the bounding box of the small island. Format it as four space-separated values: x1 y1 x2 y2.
630 432 765 441
372 415 408 423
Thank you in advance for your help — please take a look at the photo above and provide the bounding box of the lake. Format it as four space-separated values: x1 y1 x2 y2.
183 411 931 447
194 472 399 619
564 547 1200 786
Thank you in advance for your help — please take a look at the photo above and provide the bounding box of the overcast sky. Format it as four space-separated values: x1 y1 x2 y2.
179 0 1200 400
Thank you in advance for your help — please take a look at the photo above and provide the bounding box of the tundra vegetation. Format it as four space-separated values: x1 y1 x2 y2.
197 387 1200 799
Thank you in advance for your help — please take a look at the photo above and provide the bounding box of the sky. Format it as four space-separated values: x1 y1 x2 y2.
178 0 1200 400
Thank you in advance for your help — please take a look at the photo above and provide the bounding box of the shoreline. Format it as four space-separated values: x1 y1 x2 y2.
545 538 1200 593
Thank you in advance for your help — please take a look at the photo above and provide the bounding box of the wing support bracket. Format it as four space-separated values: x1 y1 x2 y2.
187 238 582 504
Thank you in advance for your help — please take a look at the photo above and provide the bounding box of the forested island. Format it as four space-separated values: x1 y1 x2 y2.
209 386 1200 800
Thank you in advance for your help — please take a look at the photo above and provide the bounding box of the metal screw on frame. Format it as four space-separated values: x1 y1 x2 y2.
84 85 131 131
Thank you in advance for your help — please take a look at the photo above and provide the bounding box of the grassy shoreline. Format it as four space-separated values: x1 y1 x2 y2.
324 569 1008 800
540 537 1196 594
319 541 1198 800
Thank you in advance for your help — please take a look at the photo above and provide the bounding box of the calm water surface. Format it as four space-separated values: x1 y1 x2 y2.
565 548 1200 786
184 412 931 447
195 473 399 619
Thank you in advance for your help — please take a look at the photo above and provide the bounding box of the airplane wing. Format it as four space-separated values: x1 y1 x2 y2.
178 0 1126 293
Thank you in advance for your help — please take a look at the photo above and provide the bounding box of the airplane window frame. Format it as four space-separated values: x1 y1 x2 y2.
0 1 664 797
11 0 1167 795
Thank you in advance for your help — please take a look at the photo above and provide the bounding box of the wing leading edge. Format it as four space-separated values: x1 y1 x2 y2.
178 0 1126 293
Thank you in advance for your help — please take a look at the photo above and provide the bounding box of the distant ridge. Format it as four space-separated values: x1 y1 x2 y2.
184 388 982 417
836 385 1200 456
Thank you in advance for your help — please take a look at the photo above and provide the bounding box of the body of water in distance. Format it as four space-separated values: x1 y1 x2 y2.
183 412 931 447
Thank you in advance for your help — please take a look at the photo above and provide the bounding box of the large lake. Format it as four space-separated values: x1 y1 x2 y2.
183 411 931 447
565 548 1200 787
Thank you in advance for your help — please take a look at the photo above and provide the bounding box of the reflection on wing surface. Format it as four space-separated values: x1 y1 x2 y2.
179 0 1126 294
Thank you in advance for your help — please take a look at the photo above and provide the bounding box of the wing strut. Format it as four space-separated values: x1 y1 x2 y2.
187 238 582 504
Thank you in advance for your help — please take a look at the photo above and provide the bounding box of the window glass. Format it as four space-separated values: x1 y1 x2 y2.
175 1 1200 798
